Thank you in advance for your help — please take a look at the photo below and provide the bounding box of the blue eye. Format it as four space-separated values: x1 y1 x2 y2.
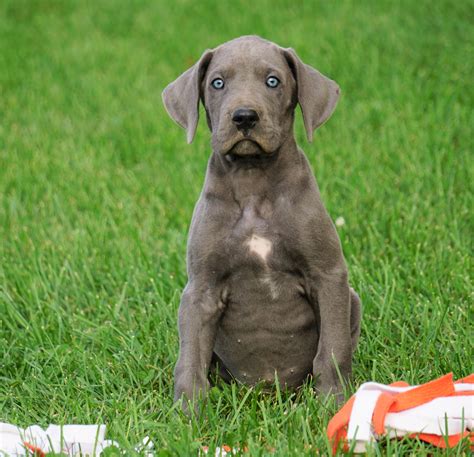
266 76 280 88
211 78 225 89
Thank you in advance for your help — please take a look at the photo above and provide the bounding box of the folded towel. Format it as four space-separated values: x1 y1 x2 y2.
327 373 473 453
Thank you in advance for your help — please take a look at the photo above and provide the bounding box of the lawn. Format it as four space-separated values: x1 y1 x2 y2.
0 0 472 455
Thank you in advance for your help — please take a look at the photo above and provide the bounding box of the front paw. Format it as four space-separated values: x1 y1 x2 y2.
313 356 350 404
174 377 209 401
313 373 343 396
314 377 345 406
174 374 210 416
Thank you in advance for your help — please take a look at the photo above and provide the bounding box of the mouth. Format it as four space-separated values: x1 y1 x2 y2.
227 139 264 156
224 139 280 166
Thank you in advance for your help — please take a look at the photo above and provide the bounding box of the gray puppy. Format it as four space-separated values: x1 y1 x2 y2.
162 36 361 410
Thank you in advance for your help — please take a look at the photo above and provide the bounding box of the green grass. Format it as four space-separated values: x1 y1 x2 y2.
0 0 472 455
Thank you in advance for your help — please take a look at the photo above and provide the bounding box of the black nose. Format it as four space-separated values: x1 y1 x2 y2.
232 108 259 131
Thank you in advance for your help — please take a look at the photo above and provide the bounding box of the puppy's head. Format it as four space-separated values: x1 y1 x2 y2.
162 36 340 156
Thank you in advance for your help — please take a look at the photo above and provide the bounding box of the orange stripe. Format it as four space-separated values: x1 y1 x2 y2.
455 373 474 384
327 395 355 455
327 395 355 439
23 442 46 457
414 431 472 448
332 428 349 454
389 373 454 412
372 393 396 435
371 379 410 434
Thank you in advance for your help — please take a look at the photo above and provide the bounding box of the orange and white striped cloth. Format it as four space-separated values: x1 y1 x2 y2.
327 373 473 453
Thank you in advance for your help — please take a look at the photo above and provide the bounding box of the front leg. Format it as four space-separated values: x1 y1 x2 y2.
174 282 225 412
311 268 352 399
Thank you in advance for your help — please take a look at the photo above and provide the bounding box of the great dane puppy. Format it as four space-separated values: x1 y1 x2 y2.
162 36 361 410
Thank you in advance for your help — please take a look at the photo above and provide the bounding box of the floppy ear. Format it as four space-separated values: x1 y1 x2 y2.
283 48 340 142
162 50 213 143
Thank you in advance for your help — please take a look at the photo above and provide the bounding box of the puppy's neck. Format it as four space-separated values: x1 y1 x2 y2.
205 135 303 205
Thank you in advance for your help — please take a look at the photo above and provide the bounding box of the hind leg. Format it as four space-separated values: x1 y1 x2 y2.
350 288 362 352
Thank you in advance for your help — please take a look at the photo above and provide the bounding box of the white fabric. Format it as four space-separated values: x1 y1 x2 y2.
0 423 154 456
347 389 381 441
201 447 238 456
346 381 474 453
385 396 473 434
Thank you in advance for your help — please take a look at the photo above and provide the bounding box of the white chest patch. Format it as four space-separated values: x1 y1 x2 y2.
246 235 272 261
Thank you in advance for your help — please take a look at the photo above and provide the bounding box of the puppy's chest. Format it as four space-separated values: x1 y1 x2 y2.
212 199 307 306
224 200 294 272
